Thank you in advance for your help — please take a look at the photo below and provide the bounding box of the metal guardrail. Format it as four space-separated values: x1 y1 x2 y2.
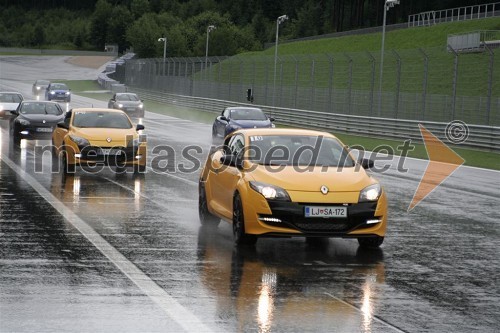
131 88 500 152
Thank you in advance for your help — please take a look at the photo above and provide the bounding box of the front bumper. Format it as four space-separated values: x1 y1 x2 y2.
15 125 55 140
67 144 147 167
242 189 387 238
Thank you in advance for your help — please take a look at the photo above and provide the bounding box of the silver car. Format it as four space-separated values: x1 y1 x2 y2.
0 92 23 119
108 93 145 118
32 80 50 96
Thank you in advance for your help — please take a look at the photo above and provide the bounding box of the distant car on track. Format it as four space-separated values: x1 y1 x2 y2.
108 93 145 118
212 107 274 142
0 92 23 119
46 82 71 102
10 101 64 145
51 108 147 174
199 128 387 247
32 80 50 96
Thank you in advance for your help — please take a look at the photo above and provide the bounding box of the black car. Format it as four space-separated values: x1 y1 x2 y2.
108 93 145 117
46 83 71 102
212 107 274 141
32 79 50 96
10 101 65 145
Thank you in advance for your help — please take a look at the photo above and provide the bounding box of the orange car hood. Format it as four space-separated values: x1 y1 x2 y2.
71 127 137 146
247 164 375 192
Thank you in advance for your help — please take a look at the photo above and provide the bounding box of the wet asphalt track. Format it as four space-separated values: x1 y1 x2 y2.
0 56 499 332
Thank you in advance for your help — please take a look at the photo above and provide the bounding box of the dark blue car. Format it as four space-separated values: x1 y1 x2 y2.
45 83 71 102
212 107 274 142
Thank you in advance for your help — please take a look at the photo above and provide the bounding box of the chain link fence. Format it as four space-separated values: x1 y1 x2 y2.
120 45 500 127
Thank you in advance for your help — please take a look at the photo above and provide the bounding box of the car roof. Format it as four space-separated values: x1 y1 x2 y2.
0 91 23 95
21 100 60 104
233 128 337 138
70 107 126 113
116 92 137 96
225 106 262 111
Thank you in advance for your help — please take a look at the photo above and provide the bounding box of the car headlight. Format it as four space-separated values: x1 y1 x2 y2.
138 104 144 109
50 91 55 95
250 181 291 201
69 135 90 147
65 91 70 95
36 86 41 90
17 118 30 126
117 103 123 108
359 184 381 202
271 123 276 128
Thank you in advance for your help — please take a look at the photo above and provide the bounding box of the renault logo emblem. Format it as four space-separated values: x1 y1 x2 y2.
106 137 112 143
320 185 329 195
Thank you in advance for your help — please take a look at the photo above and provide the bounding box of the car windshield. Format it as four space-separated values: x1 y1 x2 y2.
36 80 50 86
0 93 22 103
247 135 355 167
20 102 63 115
72 111 132 129
116 94 139 101
51 83 68 90
230 108 267 121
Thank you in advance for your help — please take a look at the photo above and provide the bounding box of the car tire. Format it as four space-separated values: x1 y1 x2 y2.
13 133 21 146
198 182 220 227
133 164 146 174
61 149 75 174
358 236 384 248
232 193 257 246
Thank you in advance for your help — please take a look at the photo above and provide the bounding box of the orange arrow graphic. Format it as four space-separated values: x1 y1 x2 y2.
408 124 465 211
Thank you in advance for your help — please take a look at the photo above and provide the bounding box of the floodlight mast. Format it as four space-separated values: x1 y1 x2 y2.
273 14 288 110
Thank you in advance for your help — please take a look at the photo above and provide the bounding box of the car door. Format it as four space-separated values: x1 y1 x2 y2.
209 134 245 219
52 111 72 151
108 94 116 108
215 108 230 137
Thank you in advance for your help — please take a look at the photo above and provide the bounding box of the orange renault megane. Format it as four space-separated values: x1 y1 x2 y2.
199 128 387 247
52 108 146 174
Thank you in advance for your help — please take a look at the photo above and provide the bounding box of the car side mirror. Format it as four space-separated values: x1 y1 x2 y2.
360 158 374 169
219 116 228 122
57 121 69 130
10 110 18 115
269 117 275 122
136 124 145 131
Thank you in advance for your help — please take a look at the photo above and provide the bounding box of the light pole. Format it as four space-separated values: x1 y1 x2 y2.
158 37 167 76
273 14 288 108
158 37 167 60
378 0 399 116
205 25 216 69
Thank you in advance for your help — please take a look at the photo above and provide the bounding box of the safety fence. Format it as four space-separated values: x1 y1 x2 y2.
129 87 500 152
122 46 500 127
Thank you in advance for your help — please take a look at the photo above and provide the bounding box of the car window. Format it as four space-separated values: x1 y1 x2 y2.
248 135 355 167
20 102 63 115
0 93 22 103
222 109 230 118
36 80 50 86
228 134 245 157
72 111 132 129
116 94 139 101
50 83 68 90
229 108 267 121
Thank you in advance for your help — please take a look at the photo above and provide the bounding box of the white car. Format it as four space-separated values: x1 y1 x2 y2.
0 92 23 119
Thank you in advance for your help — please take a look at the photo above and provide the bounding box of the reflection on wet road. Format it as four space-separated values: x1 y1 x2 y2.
1 56 499 332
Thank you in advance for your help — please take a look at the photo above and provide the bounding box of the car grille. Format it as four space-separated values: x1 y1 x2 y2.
78 146 137 163
263 201 378 234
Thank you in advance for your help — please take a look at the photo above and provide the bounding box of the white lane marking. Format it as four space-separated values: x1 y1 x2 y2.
0 153 214 333
324 292 407 333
